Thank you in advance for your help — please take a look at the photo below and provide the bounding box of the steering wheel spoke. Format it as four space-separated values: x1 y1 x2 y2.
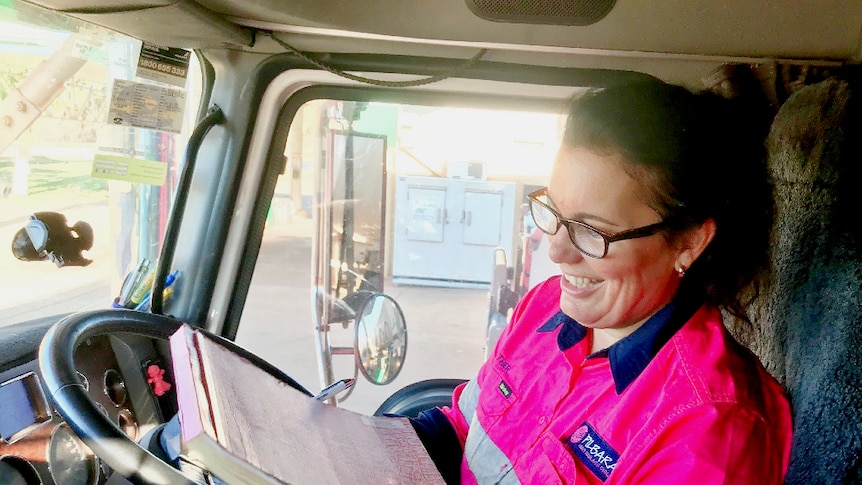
39 310 194 485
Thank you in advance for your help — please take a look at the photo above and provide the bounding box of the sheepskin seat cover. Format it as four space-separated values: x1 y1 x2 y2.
765 78 862 484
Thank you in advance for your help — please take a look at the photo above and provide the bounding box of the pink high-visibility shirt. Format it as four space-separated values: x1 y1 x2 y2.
442 276 792 484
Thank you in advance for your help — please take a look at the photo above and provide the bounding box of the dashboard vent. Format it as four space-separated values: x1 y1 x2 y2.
465 0 616 25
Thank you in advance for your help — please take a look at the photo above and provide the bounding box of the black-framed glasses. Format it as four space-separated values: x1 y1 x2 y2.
527 187 667 259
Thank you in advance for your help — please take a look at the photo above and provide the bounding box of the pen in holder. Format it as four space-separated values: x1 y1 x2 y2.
116 258 150 308
127 269 157 308
134 270 180 312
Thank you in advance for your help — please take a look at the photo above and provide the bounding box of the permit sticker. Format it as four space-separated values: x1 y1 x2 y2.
106 79 186 134
91 154 167 185
567 422 619 481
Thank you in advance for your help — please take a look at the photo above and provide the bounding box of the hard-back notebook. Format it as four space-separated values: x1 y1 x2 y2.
169 324 444 484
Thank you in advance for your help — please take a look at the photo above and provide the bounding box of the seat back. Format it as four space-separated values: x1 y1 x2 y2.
758 78 862 484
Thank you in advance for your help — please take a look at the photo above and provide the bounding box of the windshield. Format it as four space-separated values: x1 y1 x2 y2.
237 99 565 413
0 1 201 325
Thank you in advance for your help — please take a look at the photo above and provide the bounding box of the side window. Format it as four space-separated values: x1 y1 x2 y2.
237 99 563 414
0 0 203 324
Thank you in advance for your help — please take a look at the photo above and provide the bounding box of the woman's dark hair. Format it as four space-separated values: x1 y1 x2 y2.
563 80 774 318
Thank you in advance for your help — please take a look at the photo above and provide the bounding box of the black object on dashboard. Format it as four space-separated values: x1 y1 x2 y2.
11 211 93 268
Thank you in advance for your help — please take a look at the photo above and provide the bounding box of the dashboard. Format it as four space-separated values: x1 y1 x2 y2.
0 317 174 485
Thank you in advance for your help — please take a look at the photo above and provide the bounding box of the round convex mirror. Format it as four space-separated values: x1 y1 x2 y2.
354 293 407 385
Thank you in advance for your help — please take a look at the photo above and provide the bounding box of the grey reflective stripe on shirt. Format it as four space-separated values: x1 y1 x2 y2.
459 379 480 423
459 380 520 484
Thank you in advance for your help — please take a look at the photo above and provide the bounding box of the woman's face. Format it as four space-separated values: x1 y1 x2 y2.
546 145 684 334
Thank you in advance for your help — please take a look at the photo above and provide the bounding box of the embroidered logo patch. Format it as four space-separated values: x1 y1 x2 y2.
567 422 619 482
498 380 512 398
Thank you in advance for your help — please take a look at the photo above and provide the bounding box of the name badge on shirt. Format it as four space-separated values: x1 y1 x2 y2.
498 380 512 398
567 422 619 482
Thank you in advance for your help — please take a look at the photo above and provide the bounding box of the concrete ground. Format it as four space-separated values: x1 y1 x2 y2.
234 216 490 415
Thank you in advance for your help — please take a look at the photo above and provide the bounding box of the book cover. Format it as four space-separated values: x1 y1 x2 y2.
169 324 444 485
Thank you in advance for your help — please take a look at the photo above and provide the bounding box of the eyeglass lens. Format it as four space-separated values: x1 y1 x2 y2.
529 198 607 258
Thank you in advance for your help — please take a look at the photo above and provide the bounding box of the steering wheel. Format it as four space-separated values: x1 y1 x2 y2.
38 309 310 485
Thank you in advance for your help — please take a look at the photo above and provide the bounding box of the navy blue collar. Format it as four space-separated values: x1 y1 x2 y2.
537 290 702 394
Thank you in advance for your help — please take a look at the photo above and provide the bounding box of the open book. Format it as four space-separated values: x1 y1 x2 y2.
169 324 444 484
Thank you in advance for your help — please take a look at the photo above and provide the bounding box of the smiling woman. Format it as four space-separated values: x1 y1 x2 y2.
544 145 691 341
412 80 793 484
0 0 859 483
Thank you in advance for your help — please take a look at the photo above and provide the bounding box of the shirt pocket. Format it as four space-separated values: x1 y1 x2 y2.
527 432 583 485
476 364 518 426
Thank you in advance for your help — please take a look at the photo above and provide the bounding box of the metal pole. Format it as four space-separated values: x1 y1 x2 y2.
310 102 335 394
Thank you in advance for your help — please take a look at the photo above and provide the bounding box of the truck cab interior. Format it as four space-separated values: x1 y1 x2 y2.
0 0 860 483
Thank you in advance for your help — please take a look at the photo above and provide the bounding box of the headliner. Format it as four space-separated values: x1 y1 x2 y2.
21 0 862 64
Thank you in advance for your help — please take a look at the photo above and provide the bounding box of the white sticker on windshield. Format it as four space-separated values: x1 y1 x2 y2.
106 79 186 134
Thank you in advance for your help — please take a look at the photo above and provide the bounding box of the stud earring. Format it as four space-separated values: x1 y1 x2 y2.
675 265 686 278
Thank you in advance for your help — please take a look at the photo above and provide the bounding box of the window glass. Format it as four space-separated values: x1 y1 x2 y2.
238 99 564 414
0 1 202 325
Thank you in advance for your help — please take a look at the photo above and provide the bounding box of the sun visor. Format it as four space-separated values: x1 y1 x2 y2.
21 0 253 48
24 0 170 9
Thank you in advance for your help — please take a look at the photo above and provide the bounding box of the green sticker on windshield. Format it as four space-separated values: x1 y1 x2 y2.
91 154 167 185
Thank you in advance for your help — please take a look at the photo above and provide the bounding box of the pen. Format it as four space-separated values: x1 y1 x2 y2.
135 282 178 311
118 273 134 304
164 270 180 288
134 272 179 311
119 258 149 306
314 378 355 401
128 269 156 307
134 291 152 311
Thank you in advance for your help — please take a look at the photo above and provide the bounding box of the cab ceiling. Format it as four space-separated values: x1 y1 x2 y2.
22 0 862 62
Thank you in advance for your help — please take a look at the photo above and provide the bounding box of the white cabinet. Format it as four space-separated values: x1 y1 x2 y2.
393 176 516 287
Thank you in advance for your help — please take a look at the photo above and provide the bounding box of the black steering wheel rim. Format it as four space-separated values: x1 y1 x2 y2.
38 309 194 485
38 309 312 485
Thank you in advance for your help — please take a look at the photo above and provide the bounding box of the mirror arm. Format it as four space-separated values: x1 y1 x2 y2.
331 346 354 355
